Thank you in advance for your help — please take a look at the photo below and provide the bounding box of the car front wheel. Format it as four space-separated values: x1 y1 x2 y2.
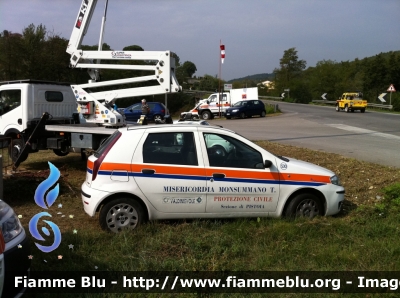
285 193 323 219
99 198 145 233
201 111 212 120
335 105 340 112
240 112 246 119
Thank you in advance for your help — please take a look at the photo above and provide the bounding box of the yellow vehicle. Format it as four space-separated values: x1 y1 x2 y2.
336 92 367 113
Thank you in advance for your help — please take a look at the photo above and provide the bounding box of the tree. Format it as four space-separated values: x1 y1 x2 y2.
20 24 47 79
122 45 144 51
176 61 197 86
0 30 23 80
274 48 306 94
198 74 219 91
363 53 387 98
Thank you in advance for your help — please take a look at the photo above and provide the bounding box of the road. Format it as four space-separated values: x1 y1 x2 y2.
208 102 400 168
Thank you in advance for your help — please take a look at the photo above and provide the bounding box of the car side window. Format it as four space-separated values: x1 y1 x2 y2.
129 104 140 111
203 133 263 169
143 132 198 166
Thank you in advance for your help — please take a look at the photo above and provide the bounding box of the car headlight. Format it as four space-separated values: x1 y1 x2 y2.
330 175 340 186
232 109 239 112
0 200 23 243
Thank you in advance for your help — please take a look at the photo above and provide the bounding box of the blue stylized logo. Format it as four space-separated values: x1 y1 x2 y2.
34 162 60 209
29 212 62 252
29 162 62 253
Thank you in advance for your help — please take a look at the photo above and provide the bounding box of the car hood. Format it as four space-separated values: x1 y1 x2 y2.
276 156 335 177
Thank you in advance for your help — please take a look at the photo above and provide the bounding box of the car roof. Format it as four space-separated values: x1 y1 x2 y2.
124 123 235 134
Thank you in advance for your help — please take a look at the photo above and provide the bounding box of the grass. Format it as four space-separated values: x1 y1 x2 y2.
3 139 400 298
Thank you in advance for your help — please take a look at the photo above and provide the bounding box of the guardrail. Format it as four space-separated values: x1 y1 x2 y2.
312 100 393 110
259 96 284 101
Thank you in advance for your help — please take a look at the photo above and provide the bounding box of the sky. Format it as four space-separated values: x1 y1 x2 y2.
0 0 399 81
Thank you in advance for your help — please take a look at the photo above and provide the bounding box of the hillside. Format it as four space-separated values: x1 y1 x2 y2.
227 73 274 83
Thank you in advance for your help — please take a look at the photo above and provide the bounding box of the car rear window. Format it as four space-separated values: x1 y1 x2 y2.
143 132 197 166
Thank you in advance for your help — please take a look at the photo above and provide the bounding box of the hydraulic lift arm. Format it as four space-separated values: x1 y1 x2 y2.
67 0 181 127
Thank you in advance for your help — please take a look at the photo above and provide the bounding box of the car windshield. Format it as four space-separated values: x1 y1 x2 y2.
232 101 247 107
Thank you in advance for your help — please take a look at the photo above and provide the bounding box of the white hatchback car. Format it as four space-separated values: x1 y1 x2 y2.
81 125 345 233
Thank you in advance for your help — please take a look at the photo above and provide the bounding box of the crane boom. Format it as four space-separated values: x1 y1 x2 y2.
66 0 181 127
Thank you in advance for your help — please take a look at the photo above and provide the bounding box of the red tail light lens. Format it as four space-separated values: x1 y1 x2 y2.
92 131 122 181
161 109 165 114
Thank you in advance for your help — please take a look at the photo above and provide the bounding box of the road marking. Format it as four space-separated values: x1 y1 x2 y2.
326 124 400 141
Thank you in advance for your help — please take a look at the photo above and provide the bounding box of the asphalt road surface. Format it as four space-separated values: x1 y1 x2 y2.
208 102 400 168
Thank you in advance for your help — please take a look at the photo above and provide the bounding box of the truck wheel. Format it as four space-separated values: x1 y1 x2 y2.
9 139 28 163
99 197 145 233
285 193 323 219
335 105 340 112
344 105 350 113
201 111 212 120
53 149 69 157
361 108 365 113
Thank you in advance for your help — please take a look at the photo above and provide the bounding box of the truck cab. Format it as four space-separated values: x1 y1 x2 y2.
0 80 77 161
336 92 367 113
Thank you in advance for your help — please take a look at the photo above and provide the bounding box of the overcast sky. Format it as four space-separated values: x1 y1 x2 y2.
1 0 399 81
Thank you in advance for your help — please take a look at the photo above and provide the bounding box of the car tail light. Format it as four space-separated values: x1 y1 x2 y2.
0 230 5 254
92 131 122 181
161 109 165 114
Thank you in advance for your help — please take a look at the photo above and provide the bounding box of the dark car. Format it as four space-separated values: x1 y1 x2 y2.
225 100 266 119
0 200 31 298
120 102 170 122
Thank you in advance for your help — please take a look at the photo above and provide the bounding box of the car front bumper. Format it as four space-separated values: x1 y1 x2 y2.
3 231 31 298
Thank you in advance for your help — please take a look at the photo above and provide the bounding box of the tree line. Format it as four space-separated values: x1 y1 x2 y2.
1 24 399 112
271 47 400 111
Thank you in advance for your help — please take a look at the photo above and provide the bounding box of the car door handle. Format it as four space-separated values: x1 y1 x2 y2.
212 173 225 179
142 169 155 175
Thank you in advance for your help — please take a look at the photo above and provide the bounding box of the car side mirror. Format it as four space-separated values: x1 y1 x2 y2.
264 160 273 168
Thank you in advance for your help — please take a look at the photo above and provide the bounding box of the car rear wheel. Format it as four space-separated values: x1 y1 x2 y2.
99 198 145 233
260 111 266 117
226 116 231 119
285 193 323 219
344 105 350 113
361 108 365 113
240 112 246 119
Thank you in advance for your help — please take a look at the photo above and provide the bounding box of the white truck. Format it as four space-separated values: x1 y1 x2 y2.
182 87 258 120
0 0 181 169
